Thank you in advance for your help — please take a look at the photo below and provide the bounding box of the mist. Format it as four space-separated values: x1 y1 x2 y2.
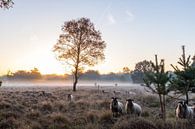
1 80 134 88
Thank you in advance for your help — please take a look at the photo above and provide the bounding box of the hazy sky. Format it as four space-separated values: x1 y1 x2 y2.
0 0 195 75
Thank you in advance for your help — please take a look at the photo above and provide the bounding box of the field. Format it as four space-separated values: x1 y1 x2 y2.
0 84 194 129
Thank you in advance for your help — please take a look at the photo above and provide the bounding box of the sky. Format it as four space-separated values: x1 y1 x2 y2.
0 0 195 75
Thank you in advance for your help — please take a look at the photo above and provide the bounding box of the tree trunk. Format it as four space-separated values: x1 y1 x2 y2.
73 66 79 92
185 91 189 105
159 94 164 119
73 41 81 92
163 94 166 121
73 74 78 92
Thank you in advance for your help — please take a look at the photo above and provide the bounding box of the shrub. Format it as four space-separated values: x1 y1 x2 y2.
31 122 42 129
0 101 11 109
99 111 113 123
141 95 159 106
26 110 40 120
141 111 150 117
40 101 53 114
0 117 19 129
112 117 157 129
86 111 99 123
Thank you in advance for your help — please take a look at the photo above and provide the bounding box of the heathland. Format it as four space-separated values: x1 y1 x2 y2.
0 84 194 129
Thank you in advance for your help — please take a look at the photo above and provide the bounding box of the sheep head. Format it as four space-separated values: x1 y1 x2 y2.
126 99 134 108
176 101 186 118
111 97 118 107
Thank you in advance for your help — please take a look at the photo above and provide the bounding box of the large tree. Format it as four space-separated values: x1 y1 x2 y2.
131 60 154 83
53 18 106 91
0 0 14 9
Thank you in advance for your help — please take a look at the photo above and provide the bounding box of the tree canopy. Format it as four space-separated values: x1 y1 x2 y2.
53 17 106 91
144 55 170 120
131 60 154 83
0 0 14 9
170 46 195 104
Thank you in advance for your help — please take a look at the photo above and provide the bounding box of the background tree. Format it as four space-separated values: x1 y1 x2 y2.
123 67 131 74
0 0 14 9
131 60 154 83
53 18 106 91
170 46 195 104
7 68 42 80
144 55 170 121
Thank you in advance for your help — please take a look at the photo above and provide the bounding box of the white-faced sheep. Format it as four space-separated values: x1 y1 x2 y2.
125 99 142 116
110 97 124 117
175 101 194 119
67 94 74 102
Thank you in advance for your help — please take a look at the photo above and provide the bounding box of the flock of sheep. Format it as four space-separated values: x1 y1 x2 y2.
67 91 195 122
110 96 195 121
110 97 142 117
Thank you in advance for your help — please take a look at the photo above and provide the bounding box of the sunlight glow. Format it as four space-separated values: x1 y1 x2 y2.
1 1 195 75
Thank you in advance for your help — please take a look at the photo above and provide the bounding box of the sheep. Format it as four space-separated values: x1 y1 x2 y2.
175 101 194 119
125 99 142 116
113 90 121 95
110 97 124 117
102 90 109 94
125 91 136 95
67 94 74 102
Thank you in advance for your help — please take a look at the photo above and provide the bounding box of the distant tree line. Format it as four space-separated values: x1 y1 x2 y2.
6 68 42 80
3 68 131 82
79 70 131 82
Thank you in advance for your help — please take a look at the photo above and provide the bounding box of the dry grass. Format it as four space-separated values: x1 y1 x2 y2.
0 86 194 129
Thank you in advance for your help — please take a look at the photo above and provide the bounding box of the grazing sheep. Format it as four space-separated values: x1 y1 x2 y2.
125 99 142 116
175 101 194 119
67 94 74 102
113 90 121 95
110 97 124 117
102 90 109 94
125 91 136 95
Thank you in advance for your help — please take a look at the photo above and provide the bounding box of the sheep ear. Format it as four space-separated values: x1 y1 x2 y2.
111 97 115 99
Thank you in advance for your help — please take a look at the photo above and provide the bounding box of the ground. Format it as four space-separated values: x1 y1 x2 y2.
0 84 194 129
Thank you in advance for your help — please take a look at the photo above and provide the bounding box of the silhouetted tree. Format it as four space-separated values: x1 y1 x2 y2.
122 67 131 74
80 70 100 80
0 0 14 9
170 46 195 104
30 68 42 79
7 68 42 80
53 18 106 91
135 60 154 72
144 55 170 121
131 60 154 83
